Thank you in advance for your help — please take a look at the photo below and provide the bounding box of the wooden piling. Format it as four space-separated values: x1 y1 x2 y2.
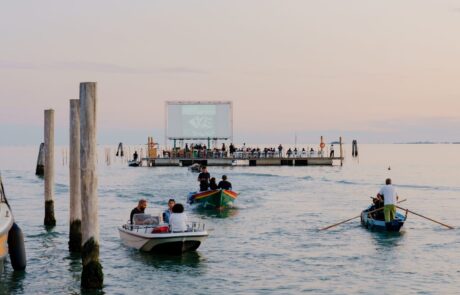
79 82 103 289
339 137 343 166
44 109 56 227
35 142 45 176
69 99 82 252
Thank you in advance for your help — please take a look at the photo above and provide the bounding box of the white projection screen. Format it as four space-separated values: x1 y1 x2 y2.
165 101 233 140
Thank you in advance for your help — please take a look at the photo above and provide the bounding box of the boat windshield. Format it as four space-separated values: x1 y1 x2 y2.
133 214 160 226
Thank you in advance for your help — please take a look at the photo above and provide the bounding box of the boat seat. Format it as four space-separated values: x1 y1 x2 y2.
133 214 160 226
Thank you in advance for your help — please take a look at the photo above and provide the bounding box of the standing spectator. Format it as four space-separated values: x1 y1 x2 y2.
197 166 210 191
278 144 283 157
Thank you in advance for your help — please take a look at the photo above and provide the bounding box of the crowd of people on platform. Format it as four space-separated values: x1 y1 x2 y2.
159 142 337 159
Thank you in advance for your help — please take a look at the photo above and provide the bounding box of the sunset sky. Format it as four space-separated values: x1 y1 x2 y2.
1 1 460 145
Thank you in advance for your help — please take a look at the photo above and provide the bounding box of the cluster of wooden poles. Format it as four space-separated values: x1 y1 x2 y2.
36 82 103 289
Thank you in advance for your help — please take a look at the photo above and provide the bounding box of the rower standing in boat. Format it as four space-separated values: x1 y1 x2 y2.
198 166 210 191
376 178 399 227
133 151 138 161
218 175 232 190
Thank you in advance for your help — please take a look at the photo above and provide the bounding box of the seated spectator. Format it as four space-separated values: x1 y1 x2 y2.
162 198 175 223
209 177 218 190
130 199 147 224
169 203 188 232
218 175 232 190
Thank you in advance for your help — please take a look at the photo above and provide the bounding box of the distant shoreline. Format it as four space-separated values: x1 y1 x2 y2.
394 142 460 144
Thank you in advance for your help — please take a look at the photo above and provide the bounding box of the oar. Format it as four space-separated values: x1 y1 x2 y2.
319 198 407 231
396 205 454 229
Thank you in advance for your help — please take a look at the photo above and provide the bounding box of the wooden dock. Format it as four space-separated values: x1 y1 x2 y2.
140 157 343 167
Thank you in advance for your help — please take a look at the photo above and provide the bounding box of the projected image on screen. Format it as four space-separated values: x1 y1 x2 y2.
182 105 216 138
166 102 232 139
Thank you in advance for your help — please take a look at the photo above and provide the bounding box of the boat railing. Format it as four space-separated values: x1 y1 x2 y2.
122 221 206 233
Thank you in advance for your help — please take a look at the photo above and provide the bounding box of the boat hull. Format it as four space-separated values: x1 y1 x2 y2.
188 189 238 209
118 227 208 255
128 160 140 167
361 206 406 232
0 203 13 269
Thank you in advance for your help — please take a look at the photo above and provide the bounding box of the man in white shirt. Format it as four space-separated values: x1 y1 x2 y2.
377 178 399 223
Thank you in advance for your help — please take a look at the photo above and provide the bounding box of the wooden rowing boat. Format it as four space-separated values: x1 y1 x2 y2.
187 189 238 209
360 205 407 232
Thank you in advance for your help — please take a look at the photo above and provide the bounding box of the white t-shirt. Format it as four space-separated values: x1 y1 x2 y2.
378 185 398 205
169 213 188 232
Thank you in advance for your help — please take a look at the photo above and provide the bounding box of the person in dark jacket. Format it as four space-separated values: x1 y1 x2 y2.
218 175 232 190
197 166 210 191
130 199 147 224
209 177 218 190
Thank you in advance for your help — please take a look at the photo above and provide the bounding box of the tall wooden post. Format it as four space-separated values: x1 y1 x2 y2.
44 109 56 227
35 142 45 176
69 99 82 252
80 82 103 289
339 136 343 166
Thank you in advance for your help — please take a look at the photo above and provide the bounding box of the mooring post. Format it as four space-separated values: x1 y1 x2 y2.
69 99 82 252
35 142 45 176
79 82 103 289
339 136 343 166
44 109 56 227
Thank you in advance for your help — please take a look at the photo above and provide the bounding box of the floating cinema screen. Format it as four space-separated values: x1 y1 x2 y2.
165 101 233 140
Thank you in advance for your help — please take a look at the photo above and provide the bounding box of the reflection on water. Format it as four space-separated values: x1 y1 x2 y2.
192 207 239 219
0 269 26 295
129 250 205 271
367 229 407 248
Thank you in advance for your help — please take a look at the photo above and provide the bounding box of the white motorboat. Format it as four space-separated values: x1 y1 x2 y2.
0 177 26 271
118 214 208 254
0 200 13 270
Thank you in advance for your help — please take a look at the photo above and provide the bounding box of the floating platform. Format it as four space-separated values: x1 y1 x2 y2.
140 157 343 167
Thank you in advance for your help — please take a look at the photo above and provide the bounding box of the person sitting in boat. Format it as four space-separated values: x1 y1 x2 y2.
162 198 175 224
377 178 399 225
133 151 138 161
370 197 385 220
169 203 188 232
218 175 232 190
198 166 210 191
130 199 147 224
209 177 218 190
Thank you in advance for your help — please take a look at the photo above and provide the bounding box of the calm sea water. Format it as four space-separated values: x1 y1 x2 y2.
0 144 459 294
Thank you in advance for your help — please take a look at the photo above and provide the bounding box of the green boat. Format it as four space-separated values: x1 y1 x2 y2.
187 189 239 209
